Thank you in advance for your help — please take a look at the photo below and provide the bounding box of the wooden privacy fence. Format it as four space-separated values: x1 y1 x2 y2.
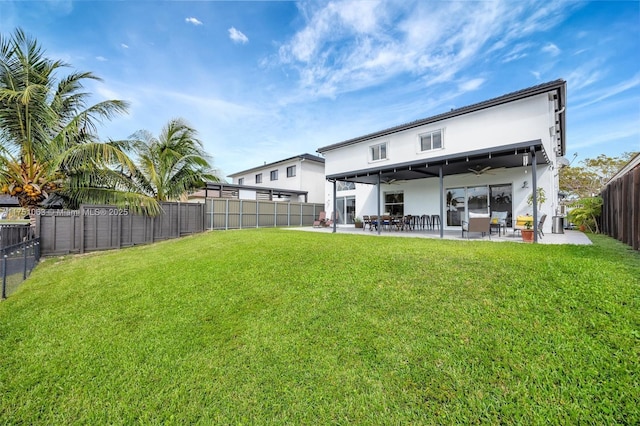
204 199 323 230
35 200 325 255
600 163 639 250
36 203 205 256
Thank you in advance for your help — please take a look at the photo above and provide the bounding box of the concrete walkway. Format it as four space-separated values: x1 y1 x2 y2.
290 225 592 245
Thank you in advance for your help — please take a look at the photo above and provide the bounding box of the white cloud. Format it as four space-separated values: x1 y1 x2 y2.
573 73 640 109
275 1 580 102
542 43 561 56
185 17 203 26
96 56 107 62
121 43 129 49
458 78 485 92
228 27 249 44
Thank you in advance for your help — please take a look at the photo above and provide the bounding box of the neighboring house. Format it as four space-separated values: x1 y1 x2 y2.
187 182 310 203
0 195 19 208
226 153 325 204
317 80 568 240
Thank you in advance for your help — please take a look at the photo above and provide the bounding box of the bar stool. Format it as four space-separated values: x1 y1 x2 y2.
431 214 441 230
421 214 431 230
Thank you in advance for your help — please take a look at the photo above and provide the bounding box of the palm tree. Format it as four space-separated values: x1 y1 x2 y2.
127 118 219 201
0 28 159 214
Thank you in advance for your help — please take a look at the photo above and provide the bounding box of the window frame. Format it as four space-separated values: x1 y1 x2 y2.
418 129 443 153
238 177 244 185
255 173 262 184
270 170 278 181
337 181 356 191
369 141 388 162
286 165 296 178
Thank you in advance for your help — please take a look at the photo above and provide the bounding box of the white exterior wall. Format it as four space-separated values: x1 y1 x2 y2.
324 94 553 176
230 157 325 203
299 160 326 203
323 93 561 234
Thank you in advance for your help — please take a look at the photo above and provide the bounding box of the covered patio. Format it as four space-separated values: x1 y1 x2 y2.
326 140 553 242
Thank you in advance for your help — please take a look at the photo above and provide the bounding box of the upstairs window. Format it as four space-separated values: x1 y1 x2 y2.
420 129 443 152
270 170 278 181
255 173 262 184
238 178 244 185
286 165 296 177
370 142 387 162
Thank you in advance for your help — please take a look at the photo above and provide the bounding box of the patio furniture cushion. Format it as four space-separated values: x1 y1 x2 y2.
514 215 534 230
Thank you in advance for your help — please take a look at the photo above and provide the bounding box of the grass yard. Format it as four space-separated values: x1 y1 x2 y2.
1 229 638 424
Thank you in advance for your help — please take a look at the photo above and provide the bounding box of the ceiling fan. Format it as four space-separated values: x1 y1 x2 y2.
468 165 494 176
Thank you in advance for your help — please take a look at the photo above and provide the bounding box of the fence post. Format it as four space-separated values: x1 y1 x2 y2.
209 199 214 230
23 244 27 280
240 200 243 229
225 199 229 230
1 254 6 300
79 205 85 254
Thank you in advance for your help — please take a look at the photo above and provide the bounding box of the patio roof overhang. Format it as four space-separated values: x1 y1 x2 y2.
325 139 549 185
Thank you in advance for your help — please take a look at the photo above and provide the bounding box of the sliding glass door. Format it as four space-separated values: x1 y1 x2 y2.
336 196 356 224
446 184 512 226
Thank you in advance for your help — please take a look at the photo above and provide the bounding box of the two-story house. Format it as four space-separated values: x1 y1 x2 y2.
227 153 326 204
317 80 567 240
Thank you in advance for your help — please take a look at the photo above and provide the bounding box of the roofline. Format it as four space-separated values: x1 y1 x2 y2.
228 153 325 178
325 139 545 182
317 79 567 154
199 181 309 196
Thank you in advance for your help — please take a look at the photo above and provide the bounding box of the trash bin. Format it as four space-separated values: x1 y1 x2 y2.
552 216 564 234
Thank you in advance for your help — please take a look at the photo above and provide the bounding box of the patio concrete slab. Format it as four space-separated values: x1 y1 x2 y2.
290 226 592 245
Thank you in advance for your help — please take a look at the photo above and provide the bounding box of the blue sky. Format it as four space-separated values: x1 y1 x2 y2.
2 1 638 179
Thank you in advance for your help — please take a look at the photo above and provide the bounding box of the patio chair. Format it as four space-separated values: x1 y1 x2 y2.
369 215 379 231
362 215 371 231
462 213 491 239
381 215 392 230
537 214 547 239
490 211 508 235
324 211 336 227
313 211 326 227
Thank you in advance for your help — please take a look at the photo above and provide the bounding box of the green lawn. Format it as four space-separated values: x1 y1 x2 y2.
1 229 638 424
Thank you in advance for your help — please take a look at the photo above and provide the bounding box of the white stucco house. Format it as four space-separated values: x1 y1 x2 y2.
226 153 326 203
317 80 568 241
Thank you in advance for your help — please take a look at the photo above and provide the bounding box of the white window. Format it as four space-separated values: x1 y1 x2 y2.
286 165 296 177
255 173 262 183
238 178 244 185
419 130 443 152
370 142 387 162
337 181 355 191
270 170 278 181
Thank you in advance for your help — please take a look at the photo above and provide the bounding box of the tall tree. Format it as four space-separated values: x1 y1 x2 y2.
127 118 219 201
0 28 159 214
559 153 636 200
